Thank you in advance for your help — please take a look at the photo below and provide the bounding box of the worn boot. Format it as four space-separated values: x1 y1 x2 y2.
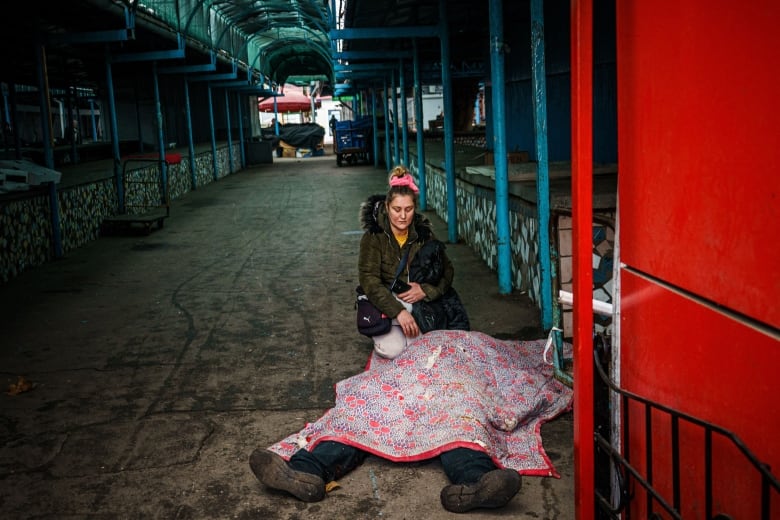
440 468 522 513
249 449 326 502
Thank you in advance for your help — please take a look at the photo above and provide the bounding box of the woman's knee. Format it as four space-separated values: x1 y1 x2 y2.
372 323 407 359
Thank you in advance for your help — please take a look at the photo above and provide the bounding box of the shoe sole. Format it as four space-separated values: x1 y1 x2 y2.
440 469 522 513
249 449 326 502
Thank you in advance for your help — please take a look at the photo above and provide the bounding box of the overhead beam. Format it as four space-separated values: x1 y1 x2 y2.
158 52 217 74
111 34 185 63
47 7 135 44
330 26 440 40
334 50 412 60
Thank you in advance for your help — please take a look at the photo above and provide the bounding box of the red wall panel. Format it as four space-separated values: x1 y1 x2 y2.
617 0 780 327
621 271 779 516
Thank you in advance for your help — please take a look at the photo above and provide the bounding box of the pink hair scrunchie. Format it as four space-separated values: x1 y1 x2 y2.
389 174 419 193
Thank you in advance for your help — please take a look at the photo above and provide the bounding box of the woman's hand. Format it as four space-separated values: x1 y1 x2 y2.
398 282 426 304
396 309 421 338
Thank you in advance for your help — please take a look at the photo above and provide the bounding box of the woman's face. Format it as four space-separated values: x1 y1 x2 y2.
386 194 416 234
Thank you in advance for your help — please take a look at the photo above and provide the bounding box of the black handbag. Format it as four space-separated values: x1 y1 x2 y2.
355 248 410 337
355 286 391 336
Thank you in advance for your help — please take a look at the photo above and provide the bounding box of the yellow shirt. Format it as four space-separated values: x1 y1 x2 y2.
394 233 407 247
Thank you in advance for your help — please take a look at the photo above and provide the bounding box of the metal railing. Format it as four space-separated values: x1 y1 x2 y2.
593 344 779 519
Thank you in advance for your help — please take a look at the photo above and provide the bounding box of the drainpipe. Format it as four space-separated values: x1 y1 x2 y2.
439 0 457 243
571 0 595 517
489 0 511 294
413 39 427 210
531 0 553 329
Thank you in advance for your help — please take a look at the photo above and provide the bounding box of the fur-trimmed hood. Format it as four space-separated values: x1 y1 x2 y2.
358 194 433 241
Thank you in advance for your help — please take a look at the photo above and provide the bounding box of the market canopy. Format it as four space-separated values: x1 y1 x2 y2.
258 91 322 113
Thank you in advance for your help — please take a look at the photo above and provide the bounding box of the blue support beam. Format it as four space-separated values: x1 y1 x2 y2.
47 7 134 44
384 80 391 172
391 71 400 167
111 34 185 63
224 90 233 174
413 39 427 210
207 86 218 180
400 59 410 168
152 62 168 203
35 41 61 259
158 52 217 74
331 26 440 40
439 0 457 244
531 0 553 330
183 80 197 191
372 89 380 168
334 51 412 60
105 46 123 212
489 0 511 294
335 63 397 72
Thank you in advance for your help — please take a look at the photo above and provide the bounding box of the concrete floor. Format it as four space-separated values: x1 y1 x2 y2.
0 154 574 519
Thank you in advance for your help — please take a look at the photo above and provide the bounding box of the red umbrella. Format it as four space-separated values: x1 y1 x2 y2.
258 91 321 113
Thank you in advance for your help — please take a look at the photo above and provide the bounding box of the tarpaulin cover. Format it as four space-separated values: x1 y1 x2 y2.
262 123 325 149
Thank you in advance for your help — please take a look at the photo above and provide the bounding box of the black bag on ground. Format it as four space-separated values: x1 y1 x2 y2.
409 240 471 333
355 286 391 337
412 287 470 334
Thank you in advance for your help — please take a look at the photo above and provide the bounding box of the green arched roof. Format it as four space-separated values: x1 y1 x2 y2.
144 0 333 86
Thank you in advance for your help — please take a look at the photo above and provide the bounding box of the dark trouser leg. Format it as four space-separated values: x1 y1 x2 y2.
440 447 498 484
289 441 368 482
439 448 522 513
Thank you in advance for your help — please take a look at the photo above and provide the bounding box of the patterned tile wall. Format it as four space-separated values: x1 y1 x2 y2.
0 143 237 285
411 159 615 335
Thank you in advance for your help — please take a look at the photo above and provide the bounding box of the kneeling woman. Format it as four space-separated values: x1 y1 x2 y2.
357 165 467 358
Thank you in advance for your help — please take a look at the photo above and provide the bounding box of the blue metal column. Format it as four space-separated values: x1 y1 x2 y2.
36 41 62 258
184 80 197 190
105 47 123 212
236 92 246 169
207 86 218 180
384 81 391 171
1 83 9 125
134 84 145 153
88 99 98 142
7 82 22 159
224 89 233 174
489 0 511 294
391 71 400 167
439 0 457 243
413 39 427 210
400 59 410 168
152 62 168 202
371 88 380 168
273 96 280 135
531 0 553 330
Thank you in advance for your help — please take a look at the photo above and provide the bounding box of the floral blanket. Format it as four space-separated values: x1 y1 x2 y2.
269 330 573 477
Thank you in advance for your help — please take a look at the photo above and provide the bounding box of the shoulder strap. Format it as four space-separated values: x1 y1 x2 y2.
391 247 411 286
